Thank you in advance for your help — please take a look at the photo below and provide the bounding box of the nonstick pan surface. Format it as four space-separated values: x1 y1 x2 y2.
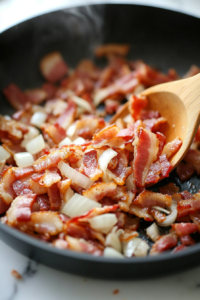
1 4 200 279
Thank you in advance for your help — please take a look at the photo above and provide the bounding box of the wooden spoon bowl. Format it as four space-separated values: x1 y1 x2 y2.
110 73 200 171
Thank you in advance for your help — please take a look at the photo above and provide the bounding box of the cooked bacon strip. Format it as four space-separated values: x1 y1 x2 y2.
143 117 167 133
56 101 76 130
29 178 47 195
105 99 120 114
82 182 117 201
134 128 159 187
47 183 61 211
0 198 10 214
92 125 120 148
3 84 29 110
172 223 198 236
25 88 47 104
66 236 102 256
129 94 148 120
190 211 200 232
57 179 71 197
159 183 180 195
6 193 36 224
172 244 187 253
40 52 68 83
162 137 182 159
176 162 195 181
156 132 166 158
150 232 178 254
71 118 106 140
145 161 161 185
12 180 31 196
31 211 64 235
179 235 195 246
33 149 68 172
95 44 130 57
14 166 35 179
184 149 200 174
129 203 153 221
107 150 132 185
67 223 105 244
0 115 28 140
177 195 200 218
44 123 66 144
150 208 166 223
79 150 103 181
134 190 172 208
37 194 50 211
159 154 172 177
141 110 161 120
39 168 61 188
0 167 17 204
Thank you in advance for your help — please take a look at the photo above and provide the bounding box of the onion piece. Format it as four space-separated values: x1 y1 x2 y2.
88 213 117 234
58 161 93 189
71 95 93 113
152 206 170 215
23 126 40 140
146 222 160 242
125 173 136 191
73 137 85 145
0 146 11 161
104 247 124 258
58 137 72 148
67 123 76 137
123 114 134 124
14 152 34 167
64 187 74 203
61 193 101 217
98 149 118 181
105 232 122 252
157 201 177 227
30 111 47 128
25 134 45 155
122 237 149 257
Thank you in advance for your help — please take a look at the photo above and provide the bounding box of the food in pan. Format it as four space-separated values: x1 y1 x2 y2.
1 44 200 258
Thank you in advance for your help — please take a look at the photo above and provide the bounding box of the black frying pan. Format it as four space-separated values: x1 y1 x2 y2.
1 4 200 280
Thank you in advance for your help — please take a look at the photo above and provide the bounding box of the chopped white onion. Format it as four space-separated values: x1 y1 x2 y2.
122 237 149 257
25 134 45 155
0 160 6 172
88 214 117 234
152 206 170 215
23 126 40 140
64 187 74 203
146 222 160 242
157 201 178 227
58 161 93 189
123 114 134 124
71 95 93 113
73 137 86 145
104 247 124 258
125 173 136 191
58 137 72 148
61 193 101 217
98 149 117 180
0 146 11 162
14 152 34 167
30 111 47 128
67 123 76 137
105 232 122 252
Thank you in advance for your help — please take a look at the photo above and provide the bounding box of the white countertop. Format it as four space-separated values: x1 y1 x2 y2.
1 1 200 300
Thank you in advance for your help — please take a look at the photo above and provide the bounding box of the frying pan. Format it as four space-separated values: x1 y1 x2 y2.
1 4 200 280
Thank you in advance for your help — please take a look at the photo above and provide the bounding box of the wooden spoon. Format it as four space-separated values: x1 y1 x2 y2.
110 73 200 171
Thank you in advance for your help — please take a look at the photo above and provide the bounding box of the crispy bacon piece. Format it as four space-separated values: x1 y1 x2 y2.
176 162 195 181
66 236 102 256
44 123 66 144
82 182 117 202
179 235 195 246
134 128 159 187
116 124 135 140
172 244 187 253
6 193 36 224
29 178 47 195
156 132 166 158
95 44 130 57
0 115 28 140
150 208 166 223
143 117 167 133
71 117 106 140
56 100 76 130
31 211 64 235
141 110 161 120
129 94 148 120
33 149 68 172
107 150 132 185
12 180 31 196
39 168 61 188
111 187 135 212
0 167 17 204
172 223 198 236
159 183 180 195
150 232 178 254
92 125 120 148
25 88 47 104
162 138 182 159
14 166 35 180
3 84 29 110
79 150 103 181
40 52 68 83
184 149 200 174
0 198 10 214
145 161 161 185
37 194 50 211
177 194 200 218
159 154 172 177
190 211 200 232
105 99 120 114
57 179 71 196
134 190 172 208
47 183 61 211
129 203 153 221
67 223 105 244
